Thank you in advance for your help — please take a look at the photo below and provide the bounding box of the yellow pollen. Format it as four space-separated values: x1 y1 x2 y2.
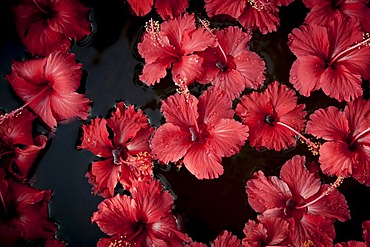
248 0 268 11
301 240 314 247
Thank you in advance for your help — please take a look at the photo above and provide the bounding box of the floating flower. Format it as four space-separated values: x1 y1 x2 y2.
0 109 47 181
306 98 370 185
186 230 242 247
92 179 191 246
0 170 57 246
127 0 188 20
5 51 92 130
204 0 294 34
288 14 370 102
235 81 315 152
198 25 265 99
12 0 91 56
79 102 154 198
302 0 370 32
246 155 350 246
242 217 289 247
151 88 249 179
137 13 217 87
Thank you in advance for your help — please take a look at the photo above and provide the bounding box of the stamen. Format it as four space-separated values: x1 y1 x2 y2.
301 240 314 247
0 85 50 124
32 0 49 15
197 18 228 64
276 121 320 155
0 190 8 213
329 33 370 66
248 0 269 11
350 127 370 147
108 235 133 247
295 176 344 209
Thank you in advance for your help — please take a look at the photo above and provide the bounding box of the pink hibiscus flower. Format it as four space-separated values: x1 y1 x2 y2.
127 0 188 20
137 13 217 87
235 81 317 152
288 14 370 102
5 51 92 130
186 230 242 247
246 155 350 246
204 0 294 34
335 221 370 247
0 109 47 181
198 25 266 99
302 0 370 32
0 170 57 246
150 88 249 179
242 217 289 247
92 179 191 246
79 102 154 198
12 0 91 56
305 98 370 186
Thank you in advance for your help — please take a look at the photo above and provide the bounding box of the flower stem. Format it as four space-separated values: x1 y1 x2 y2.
296 176 344 209
276 121 320 154
329 35 370 66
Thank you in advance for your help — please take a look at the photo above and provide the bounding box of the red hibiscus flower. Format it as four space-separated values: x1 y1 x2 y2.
0 170 57 246
303 0 370 32
150 88 249 179
198 25 265 99
246 155 350 246
335 220 370 247
79 102 154 198
305 98 370 186
204 0 294 34
5 51 92 130
127 0 188 20
288 14 370 102
92 179 191 246
12 0 91 56
137 13 217 87
0 110 47 181
242 217 289 247
186 230 242 247
235 81 316 152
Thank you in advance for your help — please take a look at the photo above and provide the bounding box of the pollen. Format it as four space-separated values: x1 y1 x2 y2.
145 18 162 44
301 240 314 247
108 235 136 247
131 151 154 176
248 0 268 11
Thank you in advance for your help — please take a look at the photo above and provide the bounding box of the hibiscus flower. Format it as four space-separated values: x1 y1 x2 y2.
302 0 370 32
0 109 47 181
92 179 191 246
186 230 242 247
288 14 370 102
198 25 266 99
204 0 294 34
0 169 57 246
150 88 249 179
5 51 92 130
246 155 350 246
305 98 370 186
137 13 217 87
127 0 188 20
12 0 91 56
79 102 154 198
235 81 317 152
242 217 289 247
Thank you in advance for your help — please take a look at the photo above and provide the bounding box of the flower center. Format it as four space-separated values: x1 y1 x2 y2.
264 114 276 126
189 123 210 144
112 147 129 165
216 55 236 72
283 195 306 220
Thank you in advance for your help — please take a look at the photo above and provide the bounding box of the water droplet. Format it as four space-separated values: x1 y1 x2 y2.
87 137 92 142
165 145 170 149
7 127 12 133
292 76 297 80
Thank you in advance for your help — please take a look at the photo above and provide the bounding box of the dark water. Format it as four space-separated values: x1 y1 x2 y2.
1 0 370 246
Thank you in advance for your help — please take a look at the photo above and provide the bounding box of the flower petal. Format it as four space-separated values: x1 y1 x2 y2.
127 0 153 16
319 141 354 177
154 0 188 20
161 93 198 127
204 0 245 18
91 159 121 197
172 54 204 85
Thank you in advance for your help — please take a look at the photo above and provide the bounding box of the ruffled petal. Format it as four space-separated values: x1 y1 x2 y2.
172 54 204 85
127 0 153 16
280 156 321 199
319 141 354 177
155 0 188 20
207 118 248 158
139 58 174 86
204 0 245 18
150 123 192 164
181 28 217 54
238 5 280 34
161 93 198 127
183 143 223 179
91 159 121 198
234 51 266 89
212 230 242 247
